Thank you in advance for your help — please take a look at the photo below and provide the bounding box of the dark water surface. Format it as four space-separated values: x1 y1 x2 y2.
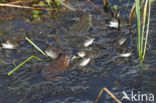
0 0 155 103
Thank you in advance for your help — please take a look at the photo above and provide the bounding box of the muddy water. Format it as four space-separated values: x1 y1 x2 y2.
0 0 155 103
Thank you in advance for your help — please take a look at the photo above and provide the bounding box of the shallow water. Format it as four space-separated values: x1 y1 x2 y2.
0 0 155 103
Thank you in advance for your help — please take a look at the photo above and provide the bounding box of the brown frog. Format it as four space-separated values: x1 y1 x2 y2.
42 55 71 80
33 54 73 80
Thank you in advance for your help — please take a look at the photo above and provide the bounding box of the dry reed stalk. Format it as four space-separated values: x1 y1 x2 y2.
88 0 103 12
128 2 136 25
0 3 54 10
9 0 28 4
94 87 122 103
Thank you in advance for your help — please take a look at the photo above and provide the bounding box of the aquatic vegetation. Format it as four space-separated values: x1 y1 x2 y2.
7 37 47 75
0 0 155 102
45 0 61 6
46 0 76 11
31 10 41 19
136 0 141 62
102 0 109 12
46 0 52 6
94 87 121 103
88 0 103 12
37 1 46 6
128 2 136 25
126 0 130 9
141 0 152 62
129 0 153 64
135 0 152 64
25 37 47 56
8 34 94 77
8 55 43 75
54 0 60 6
0 1 55 10
113 5 118 10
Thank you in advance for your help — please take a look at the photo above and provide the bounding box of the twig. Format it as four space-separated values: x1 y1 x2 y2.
0 3 54 10
128 2 136 26
94 87 122 103
9 0 28 4
59 0 76 11
103 0 107 7
88 0 103 12
102 0 109 12
104 88 122 103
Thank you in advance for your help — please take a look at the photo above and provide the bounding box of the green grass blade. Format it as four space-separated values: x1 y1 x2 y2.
25 37 47 56
94 88 104 103
8 55 43 76
126 0 130 9
140 0 148 56
142 0 151 60
136 0 141 62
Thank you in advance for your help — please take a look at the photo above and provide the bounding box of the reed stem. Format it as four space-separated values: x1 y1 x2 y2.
136 0 141 63
142 0 151 60
8 55 43 75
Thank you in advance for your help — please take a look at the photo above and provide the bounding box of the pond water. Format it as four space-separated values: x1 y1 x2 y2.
0 0 155 103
